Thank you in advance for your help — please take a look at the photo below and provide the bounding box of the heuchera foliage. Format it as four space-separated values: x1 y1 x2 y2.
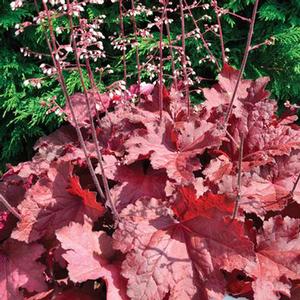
1 65 300 299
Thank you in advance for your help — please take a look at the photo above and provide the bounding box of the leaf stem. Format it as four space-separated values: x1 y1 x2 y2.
119 0 127 84
232 134 244 220
39 1 106 203
130 0 141 96
183 0 220 71
179 0 190 118
291 173 300 195
0 193 21 220
66 1 119 220
223 0 260 127
213 1 226 66
159 5 165 121
164 5 177 89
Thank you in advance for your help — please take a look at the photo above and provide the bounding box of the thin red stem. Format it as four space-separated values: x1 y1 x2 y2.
223 0 260 127
119 0 127 83
130 0 141 95
179 0 190 117
183 0 220 71
159 9 164 120
164 5 177 89
232 134 244 220
85 58 112 126
291 173 300 195
214 1 226 66
66 1 119 220
226 10 251 23
40 2 106 202
0 193 21 220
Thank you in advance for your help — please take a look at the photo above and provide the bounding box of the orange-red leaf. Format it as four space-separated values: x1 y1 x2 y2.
172 186 234 221
67 175 105 216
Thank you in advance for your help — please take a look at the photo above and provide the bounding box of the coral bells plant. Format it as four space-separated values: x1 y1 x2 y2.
1 66 300 300
1 0 300 300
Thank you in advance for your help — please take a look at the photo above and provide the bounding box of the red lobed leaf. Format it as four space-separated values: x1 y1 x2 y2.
67 175 105 215
56 216 128 300
0 239 46 300
246 216 300 300
11 161 103 243
2 66 300 300
172 186 234 221
108 160 167 211
63 91 111 128
218 173 282 216
124 116 223 184
113 198 255 300
202 64 254 118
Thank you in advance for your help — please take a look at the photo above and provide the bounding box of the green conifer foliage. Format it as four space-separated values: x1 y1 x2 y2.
0 1 51 171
